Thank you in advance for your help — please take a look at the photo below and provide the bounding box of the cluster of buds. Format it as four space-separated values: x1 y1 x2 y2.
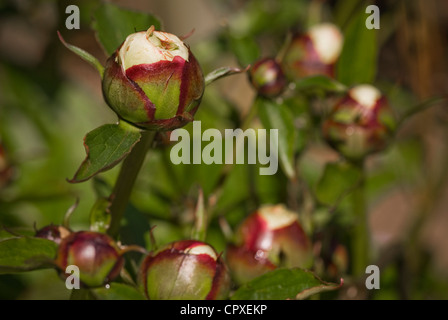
102 26 204 131
139 240 230 300
226 204 313 285
322 84 396 160
281 23 343 80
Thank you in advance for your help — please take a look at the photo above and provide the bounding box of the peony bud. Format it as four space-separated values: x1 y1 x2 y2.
248 57 287 98
322 84 396 160
35 225 71 244
56 231 124 288
282 23 343 80
226 204 313 285
140 240 230 300
102 26 204 131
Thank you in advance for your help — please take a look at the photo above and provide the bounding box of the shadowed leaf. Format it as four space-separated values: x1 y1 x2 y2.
69 121 142 183
0 237 58 274
231 268 342 300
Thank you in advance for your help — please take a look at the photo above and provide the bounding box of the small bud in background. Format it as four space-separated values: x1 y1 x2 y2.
0 142 15 189
35 225 71 244
226 204 313 285
56 231 124 288
140 240 230 300
248 57 287 98
282 23 343 80
322 84 396 160
102 26 204 131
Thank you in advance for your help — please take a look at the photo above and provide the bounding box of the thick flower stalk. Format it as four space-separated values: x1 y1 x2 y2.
102 26 205 131
282 23 343 80
226 204 313 285
322 84 396 160
140 240 230 300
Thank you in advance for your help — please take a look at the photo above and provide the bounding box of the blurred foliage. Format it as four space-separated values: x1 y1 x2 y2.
0 0 447 300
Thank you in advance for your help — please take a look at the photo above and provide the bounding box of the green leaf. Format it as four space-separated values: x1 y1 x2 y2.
91 283 146 300
205 66 248 86
228 35 260 67
92 3 162 56
315 161 362 206
256 98 296 180
231 268 342 300
294 75 347 94
0 237 58 274
69 121 142 183
57 31 104 78
336 5 378 86
89 197 112 233
191 189 207 242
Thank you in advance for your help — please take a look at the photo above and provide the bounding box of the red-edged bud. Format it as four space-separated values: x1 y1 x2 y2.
140 240 230 300
248 57 287 98
322 84 396 160
102 26 204 131
35 225 71 245
282 23 343 79
226 204 313 285
55 231 124 288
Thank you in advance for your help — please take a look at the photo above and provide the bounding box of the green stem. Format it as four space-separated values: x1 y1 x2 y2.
107 130 156 238
351 161 369 278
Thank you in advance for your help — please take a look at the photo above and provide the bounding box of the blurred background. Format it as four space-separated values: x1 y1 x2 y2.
0 0 447 299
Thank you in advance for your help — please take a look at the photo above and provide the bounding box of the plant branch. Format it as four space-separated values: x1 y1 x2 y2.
107 130 156 238
351 161 369 278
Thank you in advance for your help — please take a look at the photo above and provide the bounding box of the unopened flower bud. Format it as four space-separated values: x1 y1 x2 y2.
56 231 124 288
35 225 71 244
140 240 230 300
226 204 313 285
282 23 343 79
102 26 204 131
322 84 396 160
248 57 287 98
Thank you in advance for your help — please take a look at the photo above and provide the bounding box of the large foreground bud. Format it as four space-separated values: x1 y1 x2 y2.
282 23 343 79
226 204 313 285
55 231 124 288
140 240 230 300
102 26 204 131
322 84 396 160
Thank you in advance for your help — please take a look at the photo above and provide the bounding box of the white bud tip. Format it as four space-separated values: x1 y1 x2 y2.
349 85 382 109
258 204 298 230
185 244 218 261
119 27 189 70
308 23 343 64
